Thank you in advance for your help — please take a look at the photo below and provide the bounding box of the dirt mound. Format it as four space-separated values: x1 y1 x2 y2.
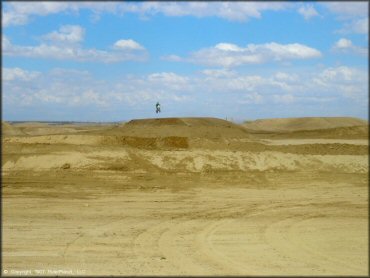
100 136 189 150
2 122 26 136
249 125 369 140
128 118 187 126
94 117 251 139
267 125 369 139
12 122 117 136
243 117 367 132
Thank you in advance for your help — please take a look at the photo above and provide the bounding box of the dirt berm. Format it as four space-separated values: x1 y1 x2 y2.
87 117 251 139
243 117 367 132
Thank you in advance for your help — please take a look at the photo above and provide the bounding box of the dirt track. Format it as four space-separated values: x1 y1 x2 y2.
2 117 369 276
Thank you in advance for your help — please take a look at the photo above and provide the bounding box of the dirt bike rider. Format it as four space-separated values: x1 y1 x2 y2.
156 102 161 113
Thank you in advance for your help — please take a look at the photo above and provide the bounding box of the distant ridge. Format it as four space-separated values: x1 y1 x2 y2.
2 122 26 136
242 117 367 132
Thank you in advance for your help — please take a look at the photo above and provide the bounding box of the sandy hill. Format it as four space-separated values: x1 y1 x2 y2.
267 125 369 139
2 122 26 136
8 122 119 136
123 117 251 139
243 117 367 132
90 117 251 139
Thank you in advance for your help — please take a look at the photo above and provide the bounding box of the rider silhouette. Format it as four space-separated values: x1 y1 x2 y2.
156 102 161 113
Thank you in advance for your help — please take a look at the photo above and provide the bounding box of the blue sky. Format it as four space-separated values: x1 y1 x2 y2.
2 1 369 122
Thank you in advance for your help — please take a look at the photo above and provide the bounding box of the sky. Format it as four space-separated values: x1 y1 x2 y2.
2 1 369 122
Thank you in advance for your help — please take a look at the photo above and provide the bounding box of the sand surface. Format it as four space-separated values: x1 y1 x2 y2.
2 117 368 276
243 116 367 132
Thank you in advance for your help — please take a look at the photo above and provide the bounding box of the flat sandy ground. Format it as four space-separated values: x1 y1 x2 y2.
2 118 369 276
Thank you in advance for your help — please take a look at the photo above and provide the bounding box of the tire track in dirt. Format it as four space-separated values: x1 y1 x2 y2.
284 213 366 274
189 202 367 275
5 191 367 275
194 203 285 275
257 204 366 275
61 217 137 273
129 202 247 275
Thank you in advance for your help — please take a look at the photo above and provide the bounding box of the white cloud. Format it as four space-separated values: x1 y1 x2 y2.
2 2 80 27
147 72 190 91
201 68 236 78
337 18 369 34
3 67 40 81
215 43 244 52
298 5 319 20
312 66 368 101
161 54 183 62
148 72 187 83
350 18 368 34
113 39 144 50
2 10 29 26
2 2 292 27
42 25 85 44
3 65 367 117
239 92 264 104
273 94 295 104
121 2 293 22
3 32 147 63
317 66 362 82
332 38 368 56
274 72 299 82
322 3 369 35
172 42 322 67
334 38 353 49
322 2 368 18
2 36 12 51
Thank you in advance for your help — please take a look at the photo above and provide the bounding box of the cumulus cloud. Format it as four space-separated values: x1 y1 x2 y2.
42 25 85 44
322 2 368 18
337 18 369 35
161 54 184 62
322 2 369 35
298 5 319 20
169 42 322 67
316 66 363 83
332 38 368 56
238 92 264 104
3 67 41 81
113 39 145 50
312 66 368 100
2 2 112 27
334 38 353 49
201 68 236 78
147 72 190 91
273 94 295 104
148 72 188 83
3 65 367 119
2 31 147 63
2 2 292 27
274 72 299 82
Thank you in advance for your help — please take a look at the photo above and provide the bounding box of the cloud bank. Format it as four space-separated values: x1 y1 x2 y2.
2 25 147 63
2 2 292 27
164 42 322 67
